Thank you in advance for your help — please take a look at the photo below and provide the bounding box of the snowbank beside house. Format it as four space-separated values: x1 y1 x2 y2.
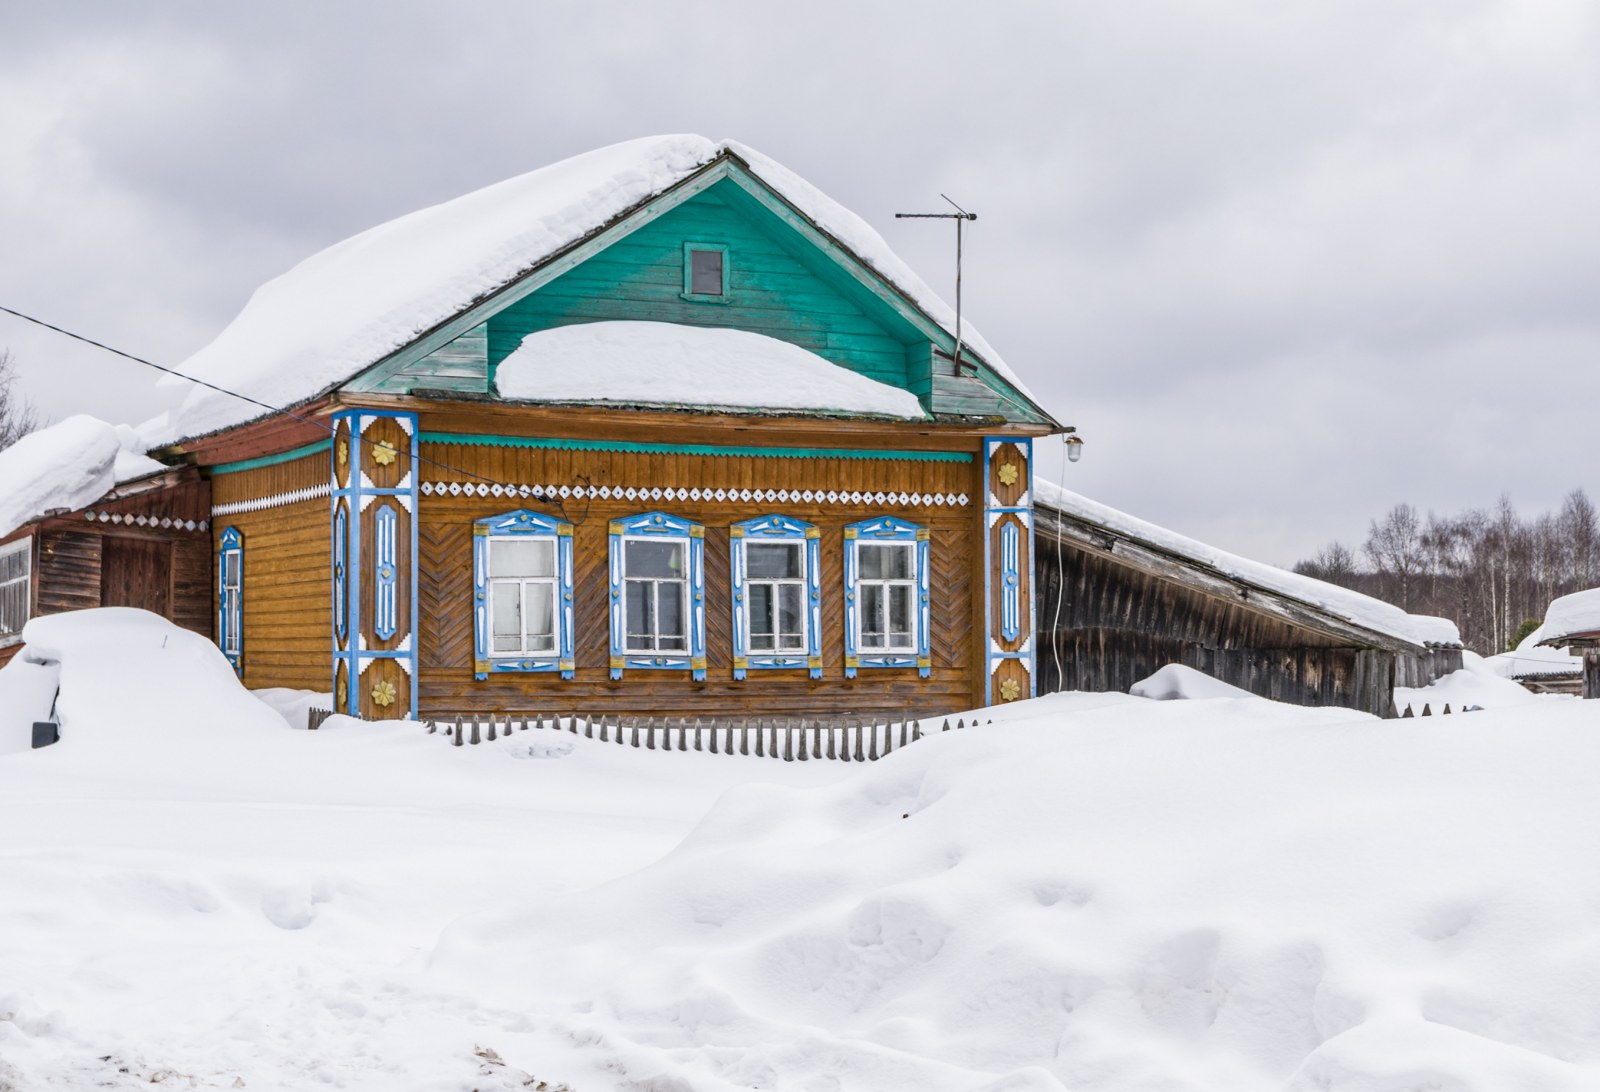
1037 479 1461 651
1395 651 1544 713
153 135 1032 442
496 320 927 418
0 415 163 539
1485 622 1583 681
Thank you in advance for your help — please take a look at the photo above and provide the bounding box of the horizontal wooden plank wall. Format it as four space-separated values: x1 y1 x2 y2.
1036 536 1397 717
417 436 983 720
212 452 330 691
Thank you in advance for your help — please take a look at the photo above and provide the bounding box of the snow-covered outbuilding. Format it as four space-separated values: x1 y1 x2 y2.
1033 482 1463 717
0 417 211 665
137 136 1063 721
1534 587 1600 698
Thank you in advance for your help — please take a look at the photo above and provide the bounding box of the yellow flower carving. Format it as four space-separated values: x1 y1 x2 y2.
336 439 348 468
998 463 1019 486
371 679 396 707
371 442 398 467
999 678 1022 702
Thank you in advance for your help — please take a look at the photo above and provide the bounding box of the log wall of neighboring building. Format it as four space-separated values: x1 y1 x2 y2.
13 473 214 659
413 422 986 721
1035 522 1402 718
210 449 331 692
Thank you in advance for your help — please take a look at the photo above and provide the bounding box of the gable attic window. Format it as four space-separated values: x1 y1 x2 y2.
682 243 730 302
0 537 31 647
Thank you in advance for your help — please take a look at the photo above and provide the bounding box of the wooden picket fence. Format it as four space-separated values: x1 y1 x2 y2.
417 712 990 761
1396 701 1478 718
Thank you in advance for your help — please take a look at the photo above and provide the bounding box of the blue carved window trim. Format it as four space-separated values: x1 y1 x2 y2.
332 504 348 645
473 509 575 680
373 503 399 641
730 514 821 679
608 511 706 680
1000 519 1022 642
843 516 931 678
218 526 243 676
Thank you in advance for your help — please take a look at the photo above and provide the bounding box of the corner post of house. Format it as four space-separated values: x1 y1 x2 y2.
1584 646 1600 700
983 436 1035 706
331 408 419 720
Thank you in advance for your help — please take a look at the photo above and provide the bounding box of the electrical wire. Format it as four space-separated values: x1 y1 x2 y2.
0 303 578 519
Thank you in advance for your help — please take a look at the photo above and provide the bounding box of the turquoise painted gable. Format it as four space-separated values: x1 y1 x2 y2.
352 168 1052 425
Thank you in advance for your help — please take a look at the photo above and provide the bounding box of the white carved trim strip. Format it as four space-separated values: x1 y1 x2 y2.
212 483 332 516
83 511 209 532
419 481 969 507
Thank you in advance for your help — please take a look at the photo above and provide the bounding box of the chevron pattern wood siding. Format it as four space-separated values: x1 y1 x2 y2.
416 434 985 719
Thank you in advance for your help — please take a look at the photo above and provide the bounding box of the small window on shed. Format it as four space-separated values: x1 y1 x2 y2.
682 243 729 301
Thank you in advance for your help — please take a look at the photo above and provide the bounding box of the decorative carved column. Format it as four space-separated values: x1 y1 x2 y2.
984 437 1035 705
331 409 419 719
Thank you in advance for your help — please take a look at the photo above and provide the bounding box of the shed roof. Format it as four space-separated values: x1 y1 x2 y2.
0 417 167 541
150 136 1041 445
1035 480 1460 653
1534 587 1600 646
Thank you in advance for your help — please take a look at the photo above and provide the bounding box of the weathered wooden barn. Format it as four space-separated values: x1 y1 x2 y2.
1033 481 1461 717
133 136 1059 722
1534 587 1600 699
0 421 212 668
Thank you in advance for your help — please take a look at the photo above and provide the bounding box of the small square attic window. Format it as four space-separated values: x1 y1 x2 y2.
683 243 729 301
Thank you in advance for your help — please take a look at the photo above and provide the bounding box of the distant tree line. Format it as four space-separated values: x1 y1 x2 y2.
1294 490 1600 655
0 349 38 449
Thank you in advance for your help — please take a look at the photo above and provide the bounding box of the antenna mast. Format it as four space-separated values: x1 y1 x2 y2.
896 194 977 374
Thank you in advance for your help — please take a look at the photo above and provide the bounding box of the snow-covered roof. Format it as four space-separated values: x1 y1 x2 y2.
1535 587 1600 646
0 417 167 540
495 321 926 419
152 135 1034 444
1035 479 1461 651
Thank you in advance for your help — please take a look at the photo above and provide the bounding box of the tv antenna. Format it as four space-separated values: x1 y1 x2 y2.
897 195 977 374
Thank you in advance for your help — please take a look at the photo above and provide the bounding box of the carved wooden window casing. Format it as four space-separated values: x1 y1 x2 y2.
473 510 575 679
730 515 822 679
218 527 243 675
843 516 931 678
608 512 706 680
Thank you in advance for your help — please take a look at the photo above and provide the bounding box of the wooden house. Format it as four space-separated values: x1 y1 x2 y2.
0 419 212 668
1033 481 1461 717
130 136 1062 722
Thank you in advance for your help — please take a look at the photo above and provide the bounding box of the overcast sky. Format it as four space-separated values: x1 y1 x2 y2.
3 1 1597 566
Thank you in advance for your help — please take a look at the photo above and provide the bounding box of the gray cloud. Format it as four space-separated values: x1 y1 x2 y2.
3 0 1597 566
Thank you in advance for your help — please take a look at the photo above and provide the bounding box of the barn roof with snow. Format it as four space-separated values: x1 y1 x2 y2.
1035 479 1460 654
150 135 1057 446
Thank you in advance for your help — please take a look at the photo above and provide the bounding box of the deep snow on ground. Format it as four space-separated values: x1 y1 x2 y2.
4 611 1600 1091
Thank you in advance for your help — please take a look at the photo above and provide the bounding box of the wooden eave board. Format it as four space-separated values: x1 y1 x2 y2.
1035 504 1423 655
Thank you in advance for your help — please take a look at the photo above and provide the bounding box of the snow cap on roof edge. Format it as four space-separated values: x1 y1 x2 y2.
150 135 1037 446
0 416 165 540
1035 478 1461 650
1535 587 1600 645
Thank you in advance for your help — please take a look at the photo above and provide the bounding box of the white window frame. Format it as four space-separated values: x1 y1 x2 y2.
0 536 31 648
487 536 561 659
621 535 692 655
855 541 918 652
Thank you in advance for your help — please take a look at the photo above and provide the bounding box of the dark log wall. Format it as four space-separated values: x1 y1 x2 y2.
1394 648 1465 689
1036 534 1398 717
5 474 215 663
415 424 986 720
210 451 330 691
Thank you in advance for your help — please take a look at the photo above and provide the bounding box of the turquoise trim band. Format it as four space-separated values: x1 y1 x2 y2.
419 432 971 464
213 439 331 475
